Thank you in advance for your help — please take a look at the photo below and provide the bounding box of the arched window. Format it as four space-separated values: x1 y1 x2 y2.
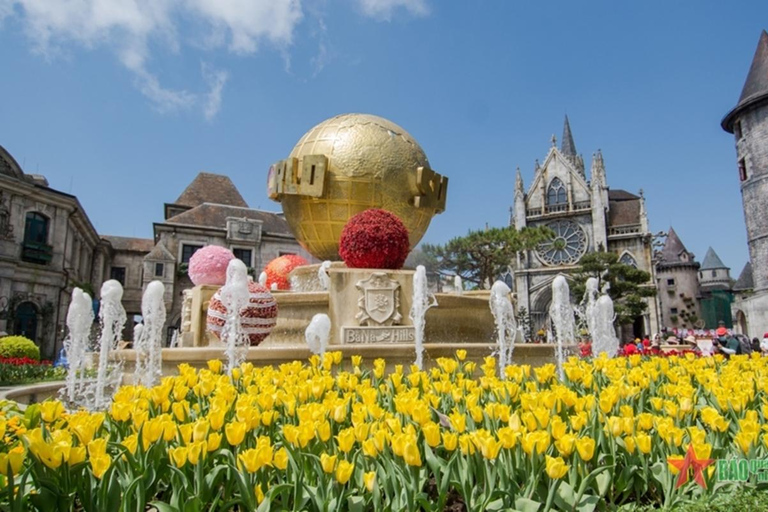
546 178 567 206
24 212 49 244
14 302 38 342
619 252 638 268
21 212 52 264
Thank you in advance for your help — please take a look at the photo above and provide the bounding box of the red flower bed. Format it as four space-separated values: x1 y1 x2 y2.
0 357 51 366
339 209 410 269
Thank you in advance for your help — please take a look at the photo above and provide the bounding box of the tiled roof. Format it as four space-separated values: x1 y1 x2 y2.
700 247 728 270
165 203 293 237
723 30 768 132
733 262 754 291
607 189 639 201
607 197 640 227
174 172 249 208
103 235 155 253
145 241 175 261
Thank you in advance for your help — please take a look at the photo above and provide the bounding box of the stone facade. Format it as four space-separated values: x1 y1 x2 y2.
511 118 659 340
109 172 314 343
722 30 768 339
0 145 107 359
655 228 703 329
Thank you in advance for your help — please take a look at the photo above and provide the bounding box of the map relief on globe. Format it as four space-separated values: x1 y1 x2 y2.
267 113 449 261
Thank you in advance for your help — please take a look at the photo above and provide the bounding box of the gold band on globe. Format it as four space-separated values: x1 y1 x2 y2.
267 113 448 261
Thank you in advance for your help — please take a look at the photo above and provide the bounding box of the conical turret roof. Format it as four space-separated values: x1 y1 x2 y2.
700 247 728 270
561 115 577 157
722 30 768 132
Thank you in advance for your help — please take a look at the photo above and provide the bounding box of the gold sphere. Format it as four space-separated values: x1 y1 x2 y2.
267 113 447 261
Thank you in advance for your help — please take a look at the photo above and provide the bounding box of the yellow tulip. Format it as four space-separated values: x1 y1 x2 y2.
352 355 362 367
479 437 502 460
225 421 247 446
321 453 337 474
207 359 222 374
623 436 636 454
362 438 379 458
422 422 441 448
90 453 111 479
193 420 210 443
635 433 652 455
734 432 753 455
0 446 25 475
575 437 595 462
88 438 108 458
169 446 188 468
178 424 193 445
364 471 376 492
255 484 265 505
555 434 576 457
238 448 264 473
316 420 331 442
69 446 86 466
550 417 567 440
667 455 683 475
403 439 422 467
208 408 226 431
336 428 356 453
40 401 65 423
207 432 222 452
545 456 569 479
336 460 354 484
187 441 205 465
273 447 288 470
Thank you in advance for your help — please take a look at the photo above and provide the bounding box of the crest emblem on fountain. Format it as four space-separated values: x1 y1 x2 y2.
355 273 402 326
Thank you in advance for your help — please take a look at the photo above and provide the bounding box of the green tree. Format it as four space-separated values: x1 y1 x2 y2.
570 252 656 326
421 226 553 289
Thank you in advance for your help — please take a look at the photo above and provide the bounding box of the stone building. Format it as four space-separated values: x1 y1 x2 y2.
106 172 313 342
654 228 702 329
511 117 659 340
722 30 768 338
0 145 109 359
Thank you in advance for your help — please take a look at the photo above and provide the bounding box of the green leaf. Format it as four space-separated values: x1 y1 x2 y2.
554 481 577 511
514 497 542 512
149 502 181 512
576 495 599 512
347 496 365 512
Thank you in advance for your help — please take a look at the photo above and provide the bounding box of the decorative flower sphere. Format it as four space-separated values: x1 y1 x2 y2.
264 254 308 290
339 208 410 269
206 280 278 346
188 246 236 286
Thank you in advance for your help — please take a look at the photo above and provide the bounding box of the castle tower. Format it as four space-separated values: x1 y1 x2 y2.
722 30 768 292
722 30 768 336
655 227 702 329
699 247 731 291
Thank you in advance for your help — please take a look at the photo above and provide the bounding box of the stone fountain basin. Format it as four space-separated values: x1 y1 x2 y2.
0 381 66 406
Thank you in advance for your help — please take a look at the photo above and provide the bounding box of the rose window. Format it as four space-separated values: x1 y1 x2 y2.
536 220 587 265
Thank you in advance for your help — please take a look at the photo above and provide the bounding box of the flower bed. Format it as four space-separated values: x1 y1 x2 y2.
0 353 765 510
0 358 65 386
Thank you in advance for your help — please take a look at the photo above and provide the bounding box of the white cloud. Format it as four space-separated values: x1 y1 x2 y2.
2 0 428 116
356 0 429 21
201 63 228 120
2 0 302 118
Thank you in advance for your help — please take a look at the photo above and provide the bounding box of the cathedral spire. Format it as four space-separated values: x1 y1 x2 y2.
561 115 577 157
512 167 526 230
515 167 524 193
591 150 606 186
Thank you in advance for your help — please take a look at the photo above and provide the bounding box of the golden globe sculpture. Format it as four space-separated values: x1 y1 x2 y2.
267 113 448 261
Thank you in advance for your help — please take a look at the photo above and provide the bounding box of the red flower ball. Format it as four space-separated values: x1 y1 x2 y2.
206 280 278 346
339 209 410 269
264 254 308 290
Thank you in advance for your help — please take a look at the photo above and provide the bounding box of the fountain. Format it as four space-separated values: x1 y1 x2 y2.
318 261 332 291
93 279 126 410
454 275 463 294
61 287 94 405
549 276 575 380
489 281 516 375
134 281 166 388
591 283 619 358
258 271 268 287
410 265 438 369
219 259 251 375
305 313 331 358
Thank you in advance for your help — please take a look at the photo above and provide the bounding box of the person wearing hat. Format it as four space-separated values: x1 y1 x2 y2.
761 333 768 355
716 333 740 357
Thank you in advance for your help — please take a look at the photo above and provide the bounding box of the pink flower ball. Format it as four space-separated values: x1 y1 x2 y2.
188 246 236 286
206 280 278 346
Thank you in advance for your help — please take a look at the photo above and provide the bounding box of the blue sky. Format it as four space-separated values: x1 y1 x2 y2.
0 1 765 274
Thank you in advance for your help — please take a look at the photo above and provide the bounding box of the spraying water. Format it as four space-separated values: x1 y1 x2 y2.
549 276 575 381
93 279 126 410
489 281 516 375
61 287 94 405
305 314 331 358
454 275 463 295
410 266 438 369
581 277 600 346
318 261 332 291
220 259 251 375
135 281 166 388
258 271 268 287
169 329 179 349
591 283 619 358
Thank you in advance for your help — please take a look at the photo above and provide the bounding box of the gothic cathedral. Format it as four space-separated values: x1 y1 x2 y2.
510 117 659 340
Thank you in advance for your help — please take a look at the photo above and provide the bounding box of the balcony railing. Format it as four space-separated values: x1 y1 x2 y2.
526 200 591 218
608 224 642 237
21 241 53 264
